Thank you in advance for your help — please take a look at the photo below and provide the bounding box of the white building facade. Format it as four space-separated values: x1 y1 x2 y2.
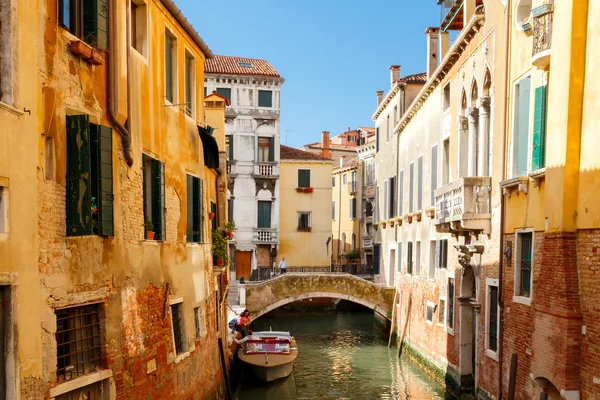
204 55 284 281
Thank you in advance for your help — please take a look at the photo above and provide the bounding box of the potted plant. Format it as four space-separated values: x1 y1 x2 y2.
394 216 403 226
415 210 423 222
381 220 387 228
208 212 215 220
70 40 92 60
224 221 235 239
426 207 435 218
90 48 104 65
405 213 413 224
211 228 229 266
145 219 155 240
373 223 379 230
388 218 395 228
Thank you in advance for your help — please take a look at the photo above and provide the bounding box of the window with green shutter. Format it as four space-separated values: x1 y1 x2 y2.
59 0 107 50
258 90 273 107
143 155 165 240
226 135 234 161
297 169 311 188
257 201 271 228
210 202 217 231
66 115 114 237
512 76 531 177
216 88 231 103
531 85 548 171
186 175 204 243
165 30 175 103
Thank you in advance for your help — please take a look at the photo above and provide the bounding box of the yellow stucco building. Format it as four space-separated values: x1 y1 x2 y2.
278 145 332 270
500 0 600 398
332 158 361 268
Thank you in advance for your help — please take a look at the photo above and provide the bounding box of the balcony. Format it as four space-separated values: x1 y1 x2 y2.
434 176 492 235
226 161 237 175
531 2 553 69
363 238 373 248
253 228 278 244
252 162 279 178
348 181 357 195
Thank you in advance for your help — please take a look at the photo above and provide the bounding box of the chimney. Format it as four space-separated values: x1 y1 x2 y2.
321 131 331 159
339 156 345 167
425 27 440 80
389 65 400 87
347 127 351 132
376 90 384 106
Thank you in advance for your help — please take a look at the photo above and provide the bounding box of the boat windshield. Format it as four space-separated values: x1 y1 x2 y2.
244 337 291 354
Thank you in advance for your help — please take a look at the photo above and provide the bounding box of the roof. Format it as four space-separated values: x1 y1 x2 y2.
372 72 427 120
280 145 331 161
359 127 376 134
304 143 358 152
333 158 360 172
205 55 281 78
401 72 427 84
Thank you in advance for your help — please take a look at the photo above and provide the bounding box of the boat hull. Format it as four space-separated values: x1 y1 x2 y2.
248 361 294 382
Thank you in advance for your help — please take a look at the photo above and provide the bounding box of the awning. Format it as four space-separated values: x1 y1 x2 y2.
198 125 219 169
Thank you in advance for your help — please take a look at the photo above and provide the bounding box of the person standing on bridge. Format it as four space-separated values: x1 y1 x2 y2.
278 256 287 274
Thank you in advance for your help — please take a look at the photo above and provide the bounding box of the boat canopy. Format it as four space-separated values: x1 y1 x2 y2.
253 331 291 338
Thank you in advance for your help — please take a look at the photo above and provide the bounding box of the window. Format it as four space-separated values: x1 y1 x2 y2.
447 278 455 331
66 116 114 237
398 170 404 216
131 0 147 56
366 160 375 186
443 138 450 185
332 201 336 220
348 135 356 142
184 51 195 117
386 115 390 142
228 198 234 225
435 239 449 269
226 135 233 161
343 174 347 185
194 307 205 339
375 186 379 222
409 162 414 213
426 301 435 324
258 90 273 107
56 304 102 381
186 175 204 243
373 244 380 275
257 201 271 228
438 298 446 325
46 137 55 180
431 145 438 206
59 0 108 50
486 280 499 355
394 105 398 125
429 241 436 279
237 61 253 68
164 29 177 103
515 229 534 300
417 156 423 210
258 137 274 162
352 233 356 250
332 176 336 187
531 85 548 171
351 171 357 193
297 212 311 231
383 179 388 220
512 76 531 178
415 241 421 276
388 176 396 218
397 242 402 272
407 242 413 274
143 154 165 240
0 183 7 235
298 169 311 188
443 83 451 111
216 88 231 103
376 127 380 152
170 301 187 354
210 202 217 231
349 198 357 219
341 233 346 253
0 286 13 396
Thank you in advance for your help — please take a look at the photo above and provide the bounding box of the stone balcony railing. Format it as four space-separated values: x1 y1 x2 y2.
531 1 553 69
253 228 278 243
363 238 373 248
253 162 279 178
434 176 492 235
226 161 236 175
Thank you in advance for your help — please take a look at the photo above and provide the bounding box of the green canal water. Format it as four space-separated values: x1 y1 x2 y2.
235 310 447 400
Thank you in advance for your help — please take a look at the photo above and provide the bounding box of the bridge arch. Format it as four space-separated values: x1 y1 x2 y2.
240 273 395 321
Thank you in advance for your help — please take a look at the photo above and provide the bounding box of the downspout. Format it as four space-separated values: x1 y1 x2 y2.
498 0 512 398
107 0 134 167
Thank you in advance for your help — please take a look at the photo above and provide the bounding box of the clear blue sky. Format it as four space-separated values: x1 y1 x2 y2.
176 0 441 148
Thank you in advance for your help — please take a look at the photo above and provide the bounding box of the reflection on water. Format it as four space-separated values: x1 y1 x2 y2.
237 312 447 400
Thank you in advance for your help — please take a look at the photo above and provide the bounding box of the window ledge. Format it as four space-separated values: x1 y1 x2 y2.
446 327 455 336
425 320 433 325
142 240 160 246
500 176 529 197
173 350 191 364
49 369 113 398
529 168 546 188
0 102 24 116
485 349 499 362
512 295 532 306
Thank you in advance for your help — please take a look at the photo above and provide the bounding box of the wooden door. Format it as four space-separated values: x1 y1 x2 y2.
236 251 251 281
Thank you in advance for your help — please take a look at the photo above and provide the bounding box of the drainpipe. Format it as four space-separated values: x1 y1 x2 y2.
107 0 133 167
498 1 512 398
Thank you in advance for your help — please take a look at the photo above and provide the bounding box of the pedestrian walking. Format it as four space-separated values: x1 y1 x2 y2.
278 256 287 274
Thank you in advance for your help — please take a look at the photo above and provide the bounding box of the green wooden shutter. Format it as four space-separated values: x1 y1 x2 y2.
199 179 204 242
435 240 441 269
66 115 92 236
83 0 108 50
228 135 234 161
151 160 165 240
97 125 114 236
269 137 274 162
194 178 201 242
257 201 271 228
211 201 217 231
160 162 166 240
298 170 310 187
517 78 531 177
417 156 423 210
531 85 548 171
142 154 148 236
186 175 194 242
165 32 173 102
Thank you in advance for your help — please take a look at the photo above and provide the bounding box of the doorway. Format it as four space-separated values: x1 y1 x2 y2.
236 251 251 281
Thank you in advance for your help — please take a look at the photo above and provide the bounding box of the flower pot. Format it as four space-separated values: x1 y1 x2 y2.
389 221 395 227
381 222 387 228
416 213 422 222
395 218 403 226
90 49 104 65
426 209 435 218
406 215 413 224
373 224 379 230
208 212 215 220
70 40 92 60
225 231 234 240
146 231 155 240
217 259 224 266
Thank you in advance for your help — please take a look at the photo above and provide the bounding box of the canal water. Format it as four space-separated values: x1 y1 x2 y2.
235 309 447 400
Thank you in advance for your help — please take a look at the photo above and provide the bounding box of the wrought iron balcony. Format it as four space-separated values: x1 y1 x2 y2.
531 2 553 69
252 162 279 178
253 228 278 243
434 176 492 235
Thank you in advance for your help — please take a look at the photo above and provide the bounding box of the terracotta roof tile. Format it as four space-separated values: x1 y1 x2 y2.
280 145 331 161
205 55 281 77
400 72 427 84
333 158 360 171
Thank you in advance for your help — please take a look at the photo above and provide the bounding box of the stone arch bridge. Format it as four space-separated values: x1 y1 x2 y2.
239 273 396 320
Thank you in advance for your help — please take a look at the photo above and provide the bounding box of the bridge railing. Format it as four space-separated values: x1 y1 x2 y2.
252 265 373 281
